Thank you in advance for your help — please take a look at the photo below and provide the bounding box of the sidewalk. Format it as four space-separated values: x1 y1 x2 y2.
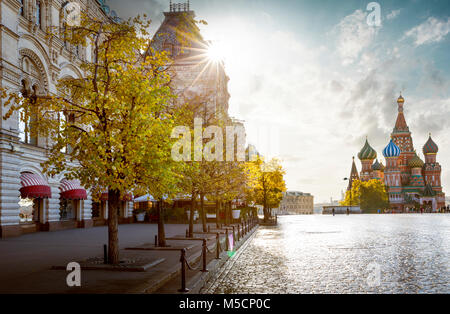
0 222 255 293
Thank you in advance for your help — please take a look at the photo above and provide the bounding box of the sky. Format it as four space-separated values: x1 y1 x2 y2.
106 0 450 203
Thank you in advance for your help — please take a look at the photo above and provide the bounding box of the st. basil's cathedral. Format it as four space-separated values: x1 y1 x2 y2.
347 95 446 211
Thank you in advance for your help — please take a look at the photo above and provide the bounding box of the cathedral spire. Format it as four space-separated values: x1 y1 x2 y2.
394 94 409 132
347 156 359 191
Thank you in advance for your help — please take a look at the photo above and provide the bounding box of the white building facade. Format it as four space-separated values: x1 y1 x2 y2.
0 0 133 237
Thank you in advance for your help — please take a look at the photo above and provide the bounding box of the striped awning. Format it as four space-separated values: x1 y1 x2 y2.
60 179 87 200
20 173 51 199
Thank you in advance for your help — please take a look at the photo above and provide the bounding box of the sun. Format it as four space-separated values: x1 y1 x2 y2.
206 41 225 62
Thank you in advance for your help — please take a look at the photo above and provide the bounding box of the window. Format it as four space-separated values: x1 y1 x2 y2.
36 0 42 27
19 0 24 16
19 81 38 145
60 199 76 220
58 111 75 154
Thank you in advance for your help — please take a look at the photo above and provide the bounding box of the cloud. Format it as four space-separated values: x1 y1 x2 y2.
386 9 401 20
331 10 378 66
404 17 450 46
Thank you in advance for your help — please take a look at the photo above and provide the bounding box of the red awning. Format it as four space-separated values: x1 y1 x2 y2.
20 173 51 199
60 179 87 200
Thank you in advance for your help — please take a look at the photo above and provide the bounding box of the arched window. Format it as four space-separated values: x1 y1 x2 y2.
19 80 29 143
18 81 38 145
36 0 42 28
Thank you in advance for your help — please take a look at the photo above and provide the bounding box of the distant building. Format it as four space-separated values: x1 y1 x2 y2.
278 191 314 215
322 206 361 215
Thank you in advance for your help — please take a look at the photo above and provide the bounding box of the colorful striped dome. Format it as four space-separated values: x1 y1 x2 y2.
408 153 424 168
423 135 438 154
358 139 377 160
372 159 382 171
383 139 401 158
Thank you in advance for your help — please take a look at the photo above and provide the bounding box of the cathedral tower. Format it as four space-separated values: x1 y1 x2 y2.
358 138 377 181
383 139 403 209
347 157 359 191
391 95 415 185
423 135 445 207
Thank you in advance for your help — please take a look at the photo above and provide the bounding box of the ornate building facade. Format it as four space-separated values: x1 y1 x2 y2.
0 1 233 237
0 0 132 237
151 1 230 121
354 95 446 211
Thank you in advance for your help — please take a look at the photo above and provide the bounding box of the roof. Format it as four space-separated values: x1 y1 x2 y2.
284 191 312 197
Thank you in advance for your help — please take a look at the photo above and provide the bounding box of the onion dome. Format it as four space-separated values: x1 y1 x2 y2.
372 159 382 171
408 153 424 168
358 139 377 160
423 134 438 154
383 139 401 158
397 94 404 104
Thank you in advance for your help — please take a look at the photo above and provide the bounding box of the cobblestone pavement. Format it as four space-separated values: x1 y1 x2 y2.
203 215 450 294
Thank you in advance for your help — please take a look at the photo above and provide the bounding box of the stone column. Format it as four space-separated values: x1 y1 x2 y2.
45 183 61 231
79 192 93 228
0 145 22 237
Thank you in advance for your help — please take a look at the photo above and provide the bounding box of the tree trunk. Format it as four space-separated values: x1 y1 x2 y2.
200 193 207 232
189 192 196 238
215 200 220 229
107 189 120 265
225 202 231 225
263 196 269 222
157 200 166 247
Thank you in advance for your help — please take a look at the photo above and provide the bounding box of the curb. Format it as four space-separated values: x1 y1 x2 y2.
187 226 259 294
135 225 259 294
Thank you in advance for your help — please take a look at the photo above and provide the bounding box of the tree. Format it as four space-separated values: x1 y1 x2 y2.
2 14 178 264
341 179 389 213
245 157 286 221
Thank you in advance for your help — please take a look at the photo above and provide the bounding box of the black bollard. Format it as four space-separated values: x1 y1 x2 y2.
208 225 210 233
225 228 229 251
216 233 221 259
237 223 240 241
178 249 189 293
232 226 236 247
201 239 208 272
103 244 108 264
155 235 158 247
186 229 188 238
